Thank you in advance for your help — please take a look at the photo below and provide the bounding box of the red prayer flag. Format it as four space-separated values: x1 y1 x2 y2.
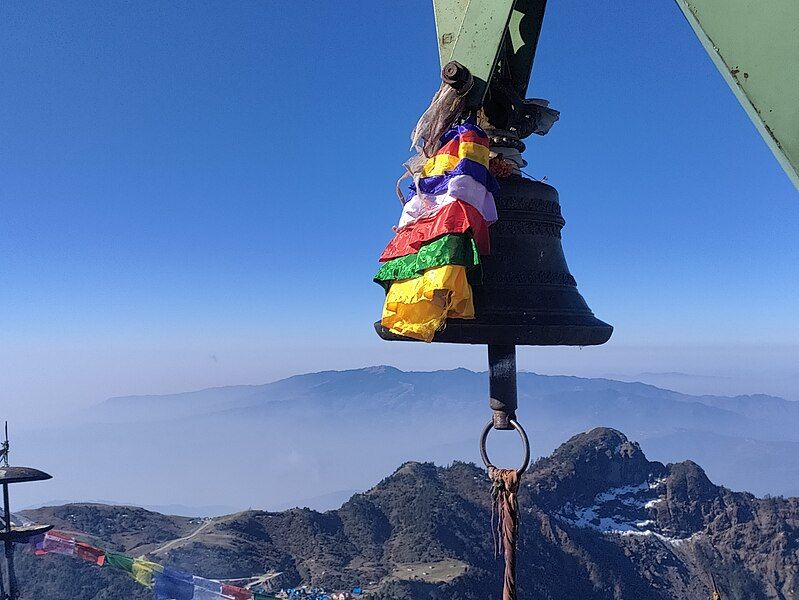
380 200 490 262
221 584 253 599
75 542 106 566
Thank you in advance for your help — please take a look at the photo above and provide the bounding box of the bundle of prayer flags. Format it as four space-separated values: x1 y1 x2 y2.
31 531 279 599
376 122 498 341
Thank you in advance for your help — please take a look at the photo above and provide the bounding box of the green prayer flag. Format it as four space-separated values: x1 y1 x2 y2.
374 233 481 289
104 551 134 573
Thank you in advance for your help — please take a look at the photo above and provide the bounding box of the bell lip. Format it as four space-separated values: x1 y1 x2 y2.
374 320 613 346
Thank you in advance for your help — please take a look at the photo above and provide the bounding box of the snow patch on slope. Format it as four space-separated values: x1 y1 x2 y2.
553 477 689 541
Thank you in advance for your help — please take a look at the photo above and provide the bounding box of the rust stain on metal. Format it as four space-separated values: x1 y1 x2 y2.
763 122 784 151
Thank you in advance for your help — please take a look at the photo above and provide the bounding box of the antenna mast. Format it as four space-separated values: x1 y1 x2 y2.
0 423 53 600
1 422 9 468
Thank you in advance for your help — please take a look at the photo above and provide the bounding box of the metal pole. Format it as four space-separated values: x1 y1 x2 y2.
0 543 5 600
2 483 16 600
488 344 517 430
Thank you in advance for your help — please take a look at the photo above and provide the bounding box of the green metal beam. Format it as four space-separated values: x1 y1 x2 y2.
433 0 470 67
433 0 517 107
676 0 799 189
505 0 547 98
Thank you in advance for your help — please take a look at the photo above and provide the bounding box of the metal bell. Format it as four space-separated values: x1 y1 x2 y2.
375 174 613 347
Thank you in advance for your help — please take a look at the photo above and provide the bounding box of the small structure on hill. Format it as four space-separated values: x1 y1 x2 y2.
0 423 52 600
710 572 723 600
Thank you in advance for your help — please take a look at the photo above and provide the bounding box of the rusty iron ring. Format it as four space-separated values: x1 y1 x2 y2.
479 419 530 476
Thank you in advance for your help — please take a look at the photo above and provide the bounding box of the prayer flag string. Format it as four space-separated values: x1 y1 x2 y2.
30 530 314 599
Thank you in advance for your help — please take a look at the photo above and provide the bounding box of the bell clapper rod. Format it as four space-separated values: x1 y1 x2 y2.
489 345 518 430
481 344 530 473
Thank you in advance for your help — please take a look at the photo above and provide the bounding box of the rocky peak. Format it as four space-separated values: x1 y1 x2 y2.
651 460 723 538
663 460 718 503
520 428 738 542
526 428 667 511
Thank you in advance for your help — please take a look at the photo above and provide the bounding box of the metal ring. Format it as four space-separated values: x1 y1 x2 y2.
480 419 531 475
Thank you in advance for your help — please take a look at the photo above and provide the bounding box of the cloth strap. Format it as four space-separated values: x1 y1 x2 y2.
489 467 521 600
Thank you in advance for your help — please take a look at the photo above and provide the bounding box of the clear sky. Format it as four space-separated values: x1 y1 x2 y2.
2 1 797 423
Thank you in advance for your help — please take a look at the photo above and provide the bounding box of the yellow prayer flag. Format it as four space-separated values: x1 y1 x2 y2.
382 264 474 342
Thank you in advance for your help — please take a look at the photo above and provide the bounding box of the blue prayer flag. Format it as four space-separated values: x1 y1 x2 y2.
153 567 194 600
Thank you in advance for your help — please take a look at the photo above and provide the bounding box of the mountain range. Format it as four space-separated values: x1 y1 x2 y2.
16 428 799 599
13 366 799 513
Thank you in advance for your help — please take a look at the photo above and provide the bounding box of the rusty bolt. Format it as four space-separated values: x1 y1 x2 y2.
442 61 473 95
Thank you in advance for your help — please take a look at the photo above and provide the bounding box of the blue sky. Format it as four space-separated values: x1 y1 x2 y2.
1 1 797 422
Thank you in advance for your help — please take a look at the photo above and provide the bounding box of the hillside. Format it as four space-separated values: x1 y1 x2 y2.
17 428 799 599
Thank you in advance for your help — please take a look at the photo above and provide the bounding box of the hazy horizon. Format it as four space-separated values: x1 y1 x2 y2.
4 344 799 425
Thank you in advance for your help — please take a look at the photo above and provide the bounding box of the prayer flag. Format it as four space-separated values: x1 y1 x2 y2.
132 557 164 588
410 155 498 198
29 534 46 553
192 576 225 599
381 264 475 341
221 584 253 599
75 542 106 566
421 143 490 176
374 234 480 289
154 567 194 600
36 532 75 557
398 174 497 230
105 551 134 574
380 201 490 262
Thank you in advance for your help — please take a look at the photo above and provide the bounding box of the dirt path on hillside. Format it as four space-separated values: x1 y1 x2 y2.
151 518 214 555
